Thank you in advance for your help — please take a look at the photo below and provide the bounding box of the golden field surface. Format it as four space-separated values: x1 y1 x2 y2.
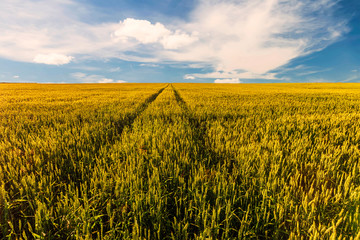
1 83 360 239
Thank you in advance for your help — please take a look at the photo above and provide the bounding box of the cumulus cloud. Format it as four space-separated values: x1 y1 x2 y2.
114 18 171 44
0 0 348 80
13 75 20 79
33 53 73 65
113 18 197 50
214 78 241 83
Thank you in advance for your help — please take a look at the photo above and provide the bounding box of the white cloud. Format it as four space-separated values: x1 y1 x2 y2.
164 0 347 78
72 73 126 83
114 18 171 44
161 31 198 50
140 63 160 67
189 71 279 80
98 78 114 83
113 18 197 49
276 64 331 76
342 73 360 83
72 72 119 83
13 75 20 79
33 53 73 65
0 0 348 80
296 69 331 76
214 78 241 83
0 0 80 63
184 75 195 80
276 64 308 73
71 72 86 78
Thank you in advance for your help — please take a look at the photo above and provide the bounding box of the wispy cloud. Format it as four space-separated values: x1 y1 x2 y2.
71 72 126 83
163 0 348 79
276 64 309 73
296 69 331 76
214 78 241 83
139 63 160 68
0 0 348 80
70 66 102 71
186 71 279 80
109 67 122 72
342 71 360 82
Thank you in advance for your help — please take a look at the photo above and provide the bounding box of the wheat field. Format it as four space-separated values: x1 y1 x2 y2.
1 83 360 239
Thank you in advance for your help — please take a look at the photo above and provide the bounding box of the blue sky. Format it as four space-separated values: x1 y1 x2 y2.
0 0 359 83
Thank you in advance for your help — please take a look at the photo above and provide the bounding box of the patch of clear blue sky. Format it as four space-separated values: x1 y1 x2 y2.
78 0 195 23
1 0 360 83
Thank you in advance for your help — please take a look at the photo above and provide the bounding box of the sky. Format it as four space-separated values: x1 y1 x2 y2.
0 0 360 84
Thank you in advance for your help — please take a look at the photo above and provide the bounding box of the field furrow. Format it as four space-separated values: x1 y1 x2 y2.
172 84 226 169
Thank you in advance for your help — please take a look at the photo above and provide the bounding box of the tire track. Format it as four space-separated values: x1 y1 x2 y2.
171 84 224 168
114 84 168 136
69 84 169 192
171 84 236 238
30 85 169 213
